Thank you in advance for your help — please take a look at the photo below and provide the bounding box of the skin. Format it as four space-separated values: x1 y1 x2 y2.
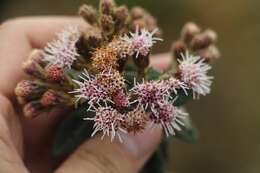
0 16 171 173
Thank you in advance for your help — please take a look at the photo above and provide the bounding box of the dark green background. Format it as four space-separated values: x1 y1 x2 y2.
1 0 259 173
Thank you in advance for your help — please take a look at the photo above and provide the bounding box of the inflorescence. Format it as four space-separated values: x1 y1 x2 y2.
15 0 221 142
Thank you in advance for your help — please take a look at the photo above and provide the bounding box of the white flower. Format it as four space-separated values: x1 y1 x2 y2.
178 52 213 98
122 27 163 58
43 26 80 69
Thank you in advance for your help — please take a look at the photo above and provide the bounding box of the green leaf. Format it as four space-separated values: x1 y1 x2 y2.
123 64 139 89
140 139 169 173
52 102 95 158
175 115 199 143
146 67 161 81
171 89 193 107
64 68 82 81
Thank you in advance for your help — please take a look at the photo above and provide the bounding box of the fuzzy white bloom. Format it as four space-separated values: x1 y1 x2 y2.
43 26 80 69
122 27 163 58
178 52 213 98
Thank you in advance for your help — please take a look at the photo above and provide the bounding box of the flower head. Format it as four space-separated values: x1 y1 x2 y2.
122 27 163 57
165 77 188 95
43 26 80 69
122 105 148 133
85 106 126 142
91 48 118 71
96 68 125 95
131 80 168 110
149 102 188 136
107 38 133 58
70 70 109 108
177 52 213 98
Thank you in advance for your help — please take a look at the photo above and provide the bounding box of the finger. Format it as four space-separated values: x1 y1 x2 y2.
0 95 29 173
150 53 172 70
55 127 162 173
0 16 88 98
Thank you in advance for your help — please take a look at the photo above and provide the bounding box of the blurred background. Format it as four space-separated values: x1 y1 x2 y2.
0 0 259 173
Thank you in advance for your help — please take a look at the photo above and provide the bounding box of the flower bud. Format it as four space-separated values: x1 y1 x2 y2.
29 49 45 66
45 65 64 82
100 0 115 15
191 29 217 51
114 5 129 24
171 41 187 61
112 90 129 107
78 4 97 24
40 90 67 107
197 45 221 62
131 6 146 19
23 101 44 119
181 22 201 44
100 14 115 35
22 57 45 79
15 80 46 100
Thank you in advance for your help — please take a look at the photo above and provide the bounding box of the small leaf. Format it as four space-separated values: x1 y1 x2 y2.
171 89 193 106
64 68 82 81
52 102 95 158
175 115 198 143
146 67 161 81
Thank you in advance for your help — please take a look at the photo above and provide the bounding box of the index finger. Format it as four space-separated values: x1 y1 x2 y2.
0 16 87 98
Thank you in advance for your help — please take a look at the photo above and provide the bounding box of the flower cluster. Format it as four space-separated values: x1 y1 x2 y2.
14 0 221 143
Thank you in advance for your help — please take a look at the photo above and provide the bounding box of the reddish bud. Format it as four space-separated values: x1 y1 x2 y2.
15 80 46 99
46 65 64 82
112 90 129 107
23 101 44 119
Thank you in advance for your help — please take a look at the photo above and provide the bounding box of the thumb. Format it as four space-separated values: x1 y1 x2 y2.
55 127 162 173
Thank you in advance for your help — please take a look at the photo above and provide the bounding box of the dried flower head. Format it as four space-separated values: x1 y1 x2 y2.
107 38 133 58
131 80 168 109
70 70 109 108
122 105 148 133
85 106 125 142
43 26 80 69
149 102 187 136
177 52 213 98
96 68 125 95
122 27 163 57
91 48 118 71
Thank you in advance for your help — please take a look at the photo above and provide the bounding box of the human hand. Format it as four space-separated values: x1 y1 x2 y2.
0 17 171 173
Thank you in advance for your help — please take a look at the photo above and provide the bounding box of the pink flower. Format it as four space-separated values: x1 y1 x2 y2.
85 106 126 142
122 27 163 57
149 102 188 136
70 70 109 108
177 52 213 98
131 80 168 110
165 77 188 95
